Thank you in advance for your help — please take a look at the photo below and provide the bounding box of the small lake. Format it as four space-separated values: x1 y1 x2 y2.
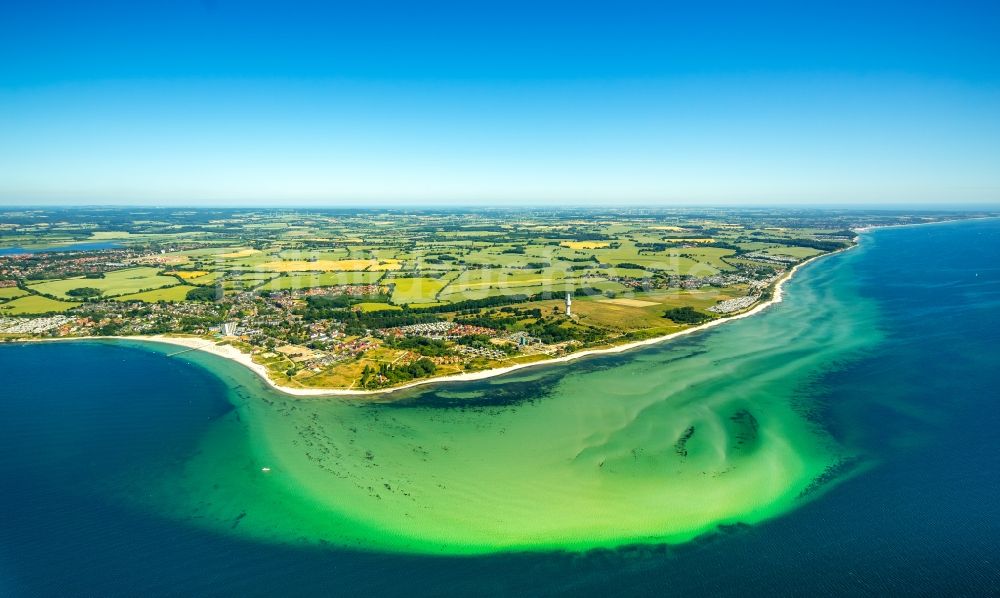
0 241 123 255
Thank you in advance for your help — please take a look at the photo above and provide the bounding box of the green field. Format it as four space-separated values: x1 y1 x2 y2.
257 270 384 292
0 287 28 301
184 271 223 285
88 231 133 240
29 267 179 299
355 302 403 312
0 295 76 314
761 246 825 258
439 278 625 301
115 285 197 302
673 247 739 271
597 267 654 278
389 277 448 304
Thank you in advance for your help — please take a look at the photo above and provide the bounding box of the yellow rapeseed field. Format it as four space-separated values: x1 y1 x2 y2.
219 249 261 259
173 271 209 280
560 241 610 250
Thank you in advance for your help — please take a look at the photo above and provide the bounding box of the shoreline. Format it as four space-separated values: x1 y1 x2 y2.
21 243 842 398
35 214 995 397
146 215 996 397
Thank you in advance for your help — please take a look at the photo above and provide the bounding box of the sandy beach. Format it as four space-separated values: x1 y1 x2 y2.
84 244 842 398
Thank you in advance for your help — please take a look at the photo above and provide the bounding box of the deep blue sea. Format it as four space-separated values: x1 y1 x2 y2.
1 219 998 596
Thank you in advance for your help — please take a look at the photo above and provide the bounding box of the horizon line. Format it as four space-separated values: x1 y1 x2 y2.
2 201 1000 211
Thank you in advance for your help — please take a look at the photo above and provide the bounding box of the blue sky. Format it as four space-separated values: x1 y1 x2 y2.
1 0 999 206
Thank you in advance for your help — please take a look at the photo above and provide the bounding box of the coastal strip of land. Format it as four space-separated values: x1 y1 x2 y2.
92 245 841 397
9 211 991 397
151 216 994 397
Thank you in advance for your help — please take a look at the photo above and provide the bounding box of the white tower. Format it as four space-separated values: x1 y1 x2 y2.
565 292 572 316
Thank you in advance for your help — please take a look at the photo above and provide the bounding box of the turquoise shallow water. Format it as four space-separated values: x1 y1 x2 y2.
1 218 999 595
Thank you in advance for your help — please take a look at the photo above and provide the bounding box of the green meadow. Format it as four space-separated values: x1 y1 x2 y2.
115 285 197 302
0 295 76 314
29 267 179 299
